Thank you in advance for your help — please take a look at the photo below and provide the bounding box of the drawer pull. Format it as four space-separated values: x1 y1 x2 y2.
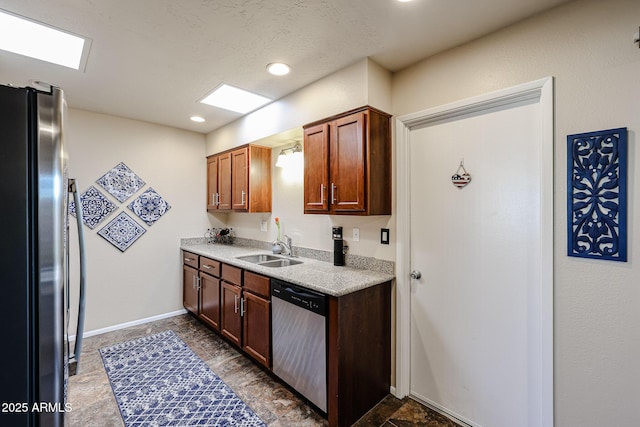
202 265 212 269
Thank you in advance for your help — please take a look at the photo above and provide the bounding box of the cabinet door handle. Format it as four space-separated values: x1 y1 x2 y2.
192 276 197 289
241 190 246 206
240 298 245 317
234 294 238 313
211 193 215 205
197 276 201 290
331 183 337 204
320 184 326 203
215 193 220 206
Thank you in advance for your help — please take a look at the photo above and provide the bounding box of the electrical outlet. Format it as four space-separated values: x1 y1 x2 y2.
353 228 360 242
260 220 267 232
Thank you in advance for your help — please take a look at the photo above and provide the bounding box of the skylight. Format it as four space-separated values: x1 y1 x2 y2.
200 84 271 114
0 9 88 70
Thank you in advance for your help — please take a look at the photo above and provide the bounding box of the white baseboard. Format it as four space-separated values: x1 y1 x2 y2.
69 309 187 342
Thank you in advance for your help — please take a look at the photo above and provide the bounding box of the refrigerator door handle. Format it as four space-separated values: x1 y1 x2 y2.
69 179 87 374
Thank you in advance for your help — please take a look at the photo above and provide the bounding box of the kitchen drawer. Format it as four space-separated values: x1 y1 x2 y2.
182 251 199 269
221 263 242 286
244 271 270 298
200 257 221 277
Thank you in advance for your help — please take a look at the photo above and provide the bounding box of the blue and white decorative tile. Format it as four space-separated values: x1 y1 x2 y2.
69 185 117 229
96 162 146 203
127 187 171 226
97 212 146 252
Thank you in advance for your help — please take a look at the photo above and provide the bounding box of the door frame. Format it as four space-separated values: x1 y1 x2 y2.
394 77 554 426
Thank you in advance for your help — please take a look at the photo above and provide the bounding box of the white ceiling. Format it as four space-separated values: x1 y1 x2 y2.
0 0 571 134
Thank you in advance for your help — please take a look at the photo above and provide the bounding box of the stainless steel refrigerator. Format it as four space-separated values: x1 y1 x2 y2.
0 84 86 426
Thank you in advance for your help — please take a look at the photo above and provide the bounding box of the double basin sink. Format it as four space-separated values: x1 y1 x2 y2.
236 254 303 268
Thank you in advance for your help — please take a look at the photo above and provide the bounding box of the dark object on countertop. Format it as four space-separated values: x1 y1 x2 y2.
205 227 234 244
332 226 345 266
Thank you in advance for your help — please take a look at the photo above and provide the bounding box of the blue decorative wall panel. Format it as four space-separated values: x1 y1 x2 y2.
97 162 146 203
128 187 171 226
567 127 627 262
98 211 146 252
69 185 117 229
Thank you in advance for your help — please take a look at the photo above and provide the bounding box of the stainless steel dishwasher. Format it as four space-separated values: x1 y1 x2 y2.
271 278 327 412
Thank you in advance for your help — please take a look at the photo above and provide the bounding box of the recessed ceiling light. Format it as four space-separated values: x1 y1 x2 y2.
266 62 291 76
0 9 89 70
396 0 414 2
190 116 205 123
200 84 271 114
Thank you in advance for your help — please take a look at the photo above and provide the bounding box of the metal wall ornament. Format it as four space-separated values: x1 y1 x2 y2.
451 160 472 189
567 127 627 262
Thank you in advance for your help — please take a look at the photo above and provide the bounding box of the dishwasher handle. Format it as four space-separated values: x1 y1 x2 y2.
281 285 322 299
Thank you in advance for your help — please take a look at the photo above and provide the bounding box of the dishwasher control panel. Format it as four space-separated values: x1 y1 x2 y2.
271 279 327 316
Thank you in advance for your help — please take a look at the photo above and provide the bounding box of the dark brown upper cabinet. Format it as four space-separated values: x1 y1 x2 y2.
207 144 271 213
303 106 391 215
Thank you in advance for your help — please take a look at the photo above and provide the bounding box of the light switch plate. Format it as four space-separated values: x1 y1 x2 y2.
353 228 360 241
260 220 268 232
381 228 390 245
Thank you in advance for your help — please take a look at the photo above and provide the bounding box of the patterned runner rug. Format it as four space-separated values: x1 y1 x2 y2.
100 330 266 426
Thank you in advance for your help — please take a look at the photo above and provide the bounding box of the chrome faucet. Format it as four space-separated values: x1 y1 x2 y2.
273 235 294 256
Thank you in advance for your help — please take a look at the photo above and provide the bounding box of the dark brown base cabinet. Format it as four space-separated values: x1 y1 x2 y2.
183 252 271 370
328 281 391 427
242 271 271 368
182 251 391 427
199 273 221 330
182 253 199 314
220 280 242 347
182 251 223 332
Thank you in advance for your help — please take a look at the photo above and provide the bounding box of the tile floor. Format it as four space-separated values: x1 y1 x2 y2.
66 313 461 426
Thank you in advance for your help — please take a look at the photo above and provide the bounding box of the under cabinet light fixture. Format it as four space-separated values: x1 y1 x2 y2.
200 84 271 114
276 143 302 168
0 9 89 70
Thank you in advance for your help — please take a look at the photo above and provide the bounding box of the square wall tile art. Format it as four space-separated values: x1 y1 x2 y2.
98 211 146 252
97 162 146 203
567 127 627 262
69 185 117 229
128 187 171 226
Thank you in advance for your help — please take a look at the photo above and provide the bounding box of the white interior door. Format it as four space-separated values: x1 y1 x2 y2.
408 98 545 427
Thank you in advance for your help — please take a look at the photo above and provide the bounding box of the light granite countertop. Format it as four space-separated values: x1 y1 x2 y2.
180 242 395 297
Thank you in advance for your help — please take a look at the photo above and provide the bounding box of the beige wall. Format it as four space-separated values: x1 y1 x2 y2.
392 0 640 425
205 58 369 154
65 109 208 332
